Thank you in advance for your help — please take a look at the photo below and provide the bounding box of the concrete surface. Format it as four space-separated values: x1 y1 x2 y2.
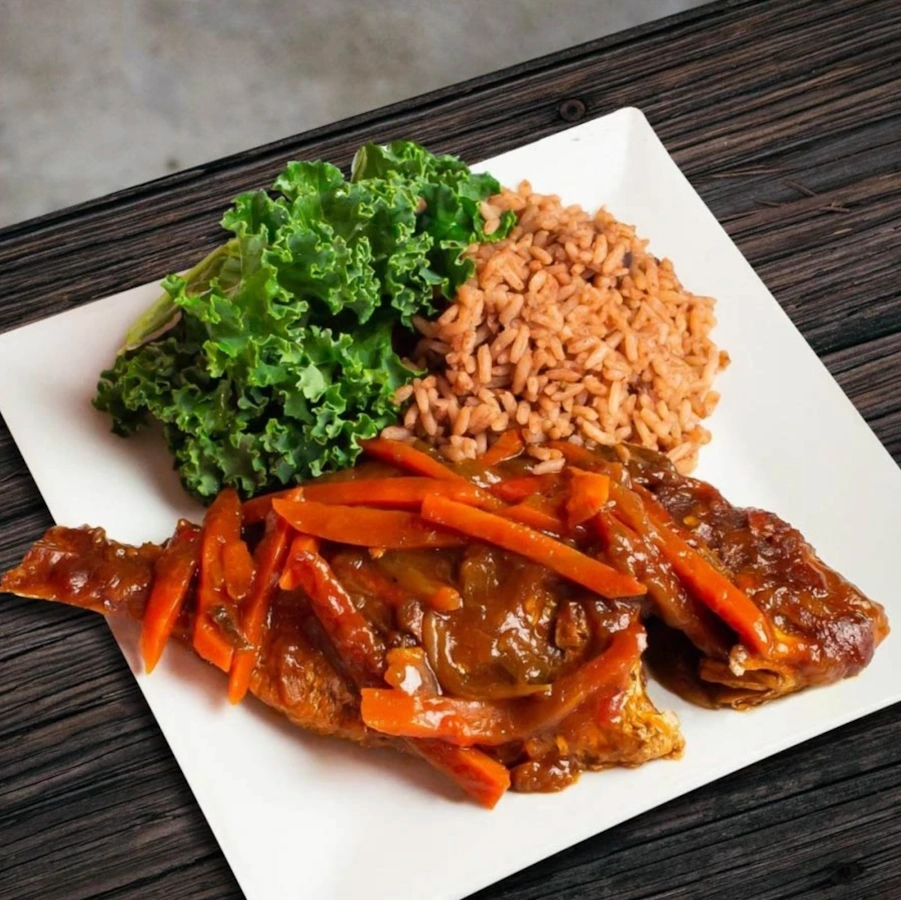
0 0 707 228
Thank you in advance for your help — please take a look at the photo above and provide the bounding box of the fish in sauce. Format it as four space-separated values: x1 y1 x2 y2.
2 435 887 805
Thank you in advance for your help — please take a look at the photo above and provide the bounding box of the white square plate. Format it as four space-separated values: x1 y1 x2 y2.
1 107 900 900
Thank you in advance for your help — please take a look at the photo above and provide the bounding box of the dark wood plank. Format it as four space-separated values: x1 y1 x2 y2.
1 0 900 898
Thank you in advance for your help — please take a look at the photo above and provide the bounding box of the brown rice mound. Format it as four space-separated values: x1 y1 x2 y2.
385 182 729 475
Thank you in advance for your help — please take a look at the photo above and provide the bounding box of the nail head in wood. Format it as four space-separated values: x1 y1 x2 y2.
559 99 586 122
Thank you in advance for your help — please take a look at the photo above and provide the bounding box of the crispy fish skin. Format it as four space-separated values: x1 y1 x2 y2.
2 526 161 618
2 526 370 743
1 524 681 783
3 437 889 793
509 663 684 792
621 450 890 708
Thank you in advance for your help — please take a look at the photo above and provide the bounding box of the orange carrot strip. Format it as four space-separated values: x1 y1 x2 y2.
489 475 552 503
384 647 440 694
478 430 524 468
428 585 463 612
549 442 631 491
245 479 500 523
547 440 606 469
228 493 301 704
596 509 731 659
361 625 644 746
383 647 508 808
286 544 387 686
280 531 510 807
420 495 645 598
565 469 610 529
360 437 467 482
194 489 245 672
305 478 499 510
499 501 567 536
243 489 294 525
610 483 773 655
362 689 515 746
272 499 464 550
637 486 772 656
193 620 233 672
278 534 320 591
140 521 201 673
222 541 255 602
412 741 511 810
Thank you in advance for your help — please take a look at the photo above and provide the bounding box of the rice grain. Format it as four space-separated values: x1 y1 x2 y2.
391 183 728 472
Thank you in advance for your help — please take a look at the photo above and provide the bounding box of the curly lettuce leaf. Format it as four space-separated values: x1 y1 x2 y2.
353 140 516 300
95 140 514 501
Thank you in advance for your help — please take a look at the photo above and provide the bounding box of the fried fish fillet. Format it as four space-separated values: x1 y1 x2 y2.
2 523 683 801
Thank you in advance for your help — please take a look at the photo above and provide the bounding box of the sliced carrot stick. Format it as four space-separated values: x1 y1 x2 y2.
272 499 464 550
411 741 511 809
384 647 441 694
489 475 552 503
193 620 234 672
285 543 387 686
428 585 463 612
284 532 510 807
549 442 632 492
362 689 516 746
610 482 773 655
222 541 255 602
305 478 499 509
228 493 301 704
478 430 524 468
547 440 605 469
420 495 645 598
500 501 567 536
383 646 510 808
243 488 296 525
361 624 644 746
140 521 201 673
657 531 772 655
360 437 467 482
596 510 732 659
565 469 610 529
194 489 245 672
278 534 321 591
245 478 501 523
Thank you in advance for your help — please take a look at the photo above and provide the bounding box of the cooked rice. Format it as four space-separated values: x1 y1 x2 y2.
390 182 729 473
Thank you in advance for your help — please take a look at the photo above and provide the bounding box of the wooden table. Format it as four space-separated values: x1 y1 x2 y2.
1 0 899 897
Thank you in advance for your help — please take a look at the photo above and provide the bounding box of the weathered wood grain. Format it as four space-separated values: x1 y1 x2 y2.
1 0 899 897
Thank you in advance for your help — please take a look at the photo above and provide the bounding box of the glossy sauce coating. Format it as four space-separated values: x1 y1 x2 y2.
2 438 888 794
